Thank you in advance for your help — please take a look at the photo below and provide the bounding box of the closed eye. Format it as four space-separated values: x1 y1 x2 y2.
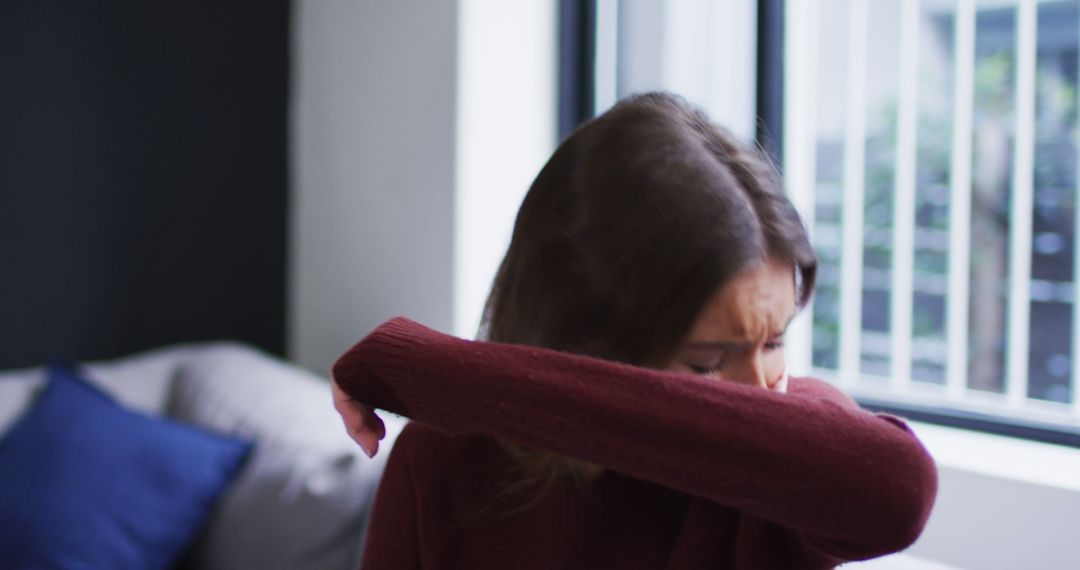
689 363 722 375
686 351 728 375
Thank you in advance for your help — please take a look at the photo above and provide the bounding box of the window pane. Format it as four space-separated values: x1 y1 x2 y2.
861 0 904 379
812 0 850 371
967 1 1016 395
1028 0 1078 403
913 0 955 385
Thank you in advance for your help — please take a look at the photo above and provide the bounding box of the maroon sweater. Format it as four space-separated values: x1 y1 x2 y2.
333 318 937 570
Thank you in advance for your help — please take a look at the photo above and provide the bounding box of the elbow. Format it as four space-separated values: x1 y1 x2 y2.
823 436 939 562
897 453 939 550
868 440 940 556
803 414 940 563
862 413 940 554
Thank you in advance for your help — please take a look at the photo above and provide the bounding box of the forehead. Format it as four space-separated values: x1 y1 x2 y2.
685 257 796 342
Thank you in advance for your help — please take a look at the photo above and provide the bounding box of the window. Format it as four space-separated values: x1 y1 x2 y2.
576 0 1080 443
787 0 1080 441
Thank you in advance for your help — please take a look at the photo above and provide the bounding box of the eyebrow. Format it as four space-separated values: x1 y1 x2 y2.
682 313 796 351
683 341 749 351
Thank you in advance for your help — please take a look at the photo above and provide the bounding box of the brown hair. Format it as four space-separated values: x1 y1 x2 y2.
480 92 816 492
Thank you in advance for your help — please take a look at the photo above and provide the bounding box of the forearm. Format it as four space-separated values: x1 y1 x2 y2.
333 317 937 559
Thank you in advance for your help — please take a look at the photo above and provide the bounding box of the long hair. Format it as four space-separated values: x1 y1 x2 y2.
479 92 817 494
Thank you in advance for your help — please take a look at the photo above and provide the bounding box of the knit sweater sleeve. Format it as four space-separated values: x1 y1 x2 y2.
359 421 422 570
333 317 937 562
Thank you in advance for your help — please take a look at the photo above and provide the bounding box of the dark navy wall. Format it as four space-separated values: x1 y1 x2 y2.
0 1 290 368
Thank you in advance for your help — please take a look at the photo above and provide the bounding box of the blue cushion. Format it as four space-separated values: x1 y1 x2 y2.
0 363 253 570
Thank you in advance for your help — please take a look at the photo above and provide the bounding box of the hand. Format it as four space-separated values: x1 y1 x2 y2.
331 377 386 458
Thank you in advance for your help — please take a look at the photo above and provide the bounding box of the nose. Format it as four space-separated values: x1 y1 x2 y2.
722 352 768 389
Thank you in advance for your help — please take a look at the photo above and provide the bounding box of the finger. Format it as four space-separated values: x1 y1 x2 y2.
331 385 373 454
333 396 365 428
361 405 387 440
353 427 379 458
330 381 386 457
330 380 352 405
357 407 385 458
343 406 383 457
338 411 377 457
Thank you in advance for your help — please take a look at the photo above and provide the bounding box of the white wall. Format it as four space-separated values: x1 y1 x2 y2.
290 0 459 372
290 1 556 371
910 466 1080 569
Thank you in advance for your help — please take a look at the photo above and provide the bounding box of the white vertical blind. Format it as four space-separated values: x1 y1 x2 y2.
453 0 557 338
891 0 920 392
783 0 820 376
662 0 711 116
594 0 619 115
947 0 976 401
655 0 757 142
1006 0 1038 408
1075 5 1080 417
706 0 758 141
839 0 868 385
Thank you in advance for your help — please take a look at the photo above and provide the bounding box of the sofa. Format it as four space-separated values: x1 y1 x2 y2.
0 342 406 570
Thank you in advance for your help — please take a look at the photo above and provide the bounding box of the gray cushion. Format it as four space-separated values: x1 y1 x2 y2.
168 342 405 570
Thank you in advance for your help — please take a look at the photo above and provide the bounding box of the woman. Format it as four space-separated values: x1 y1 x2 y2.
331 93 937 569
